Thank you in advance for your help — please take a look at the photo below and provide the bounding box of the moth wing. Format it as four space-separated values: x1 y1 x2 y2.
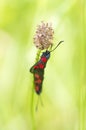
34 69 44 94
30 60 42 73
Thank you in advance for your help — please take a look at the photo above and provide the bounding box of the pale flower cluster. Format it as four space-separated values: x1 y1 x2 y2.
34 21 54 50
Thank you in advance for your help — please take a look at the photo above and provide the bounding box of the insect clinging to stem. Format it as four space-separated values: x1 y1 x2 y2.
30 40 64 96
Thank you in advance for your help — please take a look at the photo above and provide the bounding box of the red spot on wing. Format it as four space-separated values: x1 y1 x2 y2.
35 86 39 92
34 65 39 69
35 79 42 84
39 63 44 69
33 63 44 69
34 73 40 78
41 57 47 62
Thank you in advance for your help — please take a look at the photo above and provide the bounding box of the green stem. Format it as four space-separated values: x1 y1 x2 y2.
30 49 41 130
35 49 41 62
80 0 86 130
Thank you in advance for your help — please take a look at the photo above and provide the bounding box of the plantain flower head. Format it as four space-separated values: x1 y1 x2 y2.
34 21 54 50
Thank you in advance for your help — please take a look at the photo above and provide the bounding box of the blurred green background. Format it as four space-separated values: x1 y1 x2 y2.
0 0 86 130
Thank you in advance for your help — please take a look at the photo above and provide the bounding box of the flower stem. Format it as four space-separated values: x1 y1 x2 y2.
30 49 41 130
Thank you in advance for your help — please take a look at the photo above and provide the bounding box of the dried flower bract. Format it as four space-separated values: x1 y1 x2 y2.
34 21 54 50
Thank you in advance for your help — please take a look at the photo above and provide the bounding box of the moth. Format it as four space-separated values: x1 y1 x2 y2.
30 41 63 95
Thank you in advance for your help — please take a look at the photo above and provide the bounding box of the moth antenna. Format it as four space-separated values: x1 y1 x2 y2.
50 40 64 52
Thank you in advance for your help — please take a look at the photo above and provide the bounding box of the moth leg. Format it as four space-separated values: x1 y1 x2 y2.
30 66 35 73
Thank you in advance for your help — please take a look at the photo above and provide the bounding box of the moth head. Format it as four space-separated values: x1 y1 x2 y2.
41 51 50 59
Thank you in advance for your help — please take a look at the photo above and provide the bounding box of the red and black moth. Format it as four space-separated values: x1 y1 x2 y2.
30 41 64 95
